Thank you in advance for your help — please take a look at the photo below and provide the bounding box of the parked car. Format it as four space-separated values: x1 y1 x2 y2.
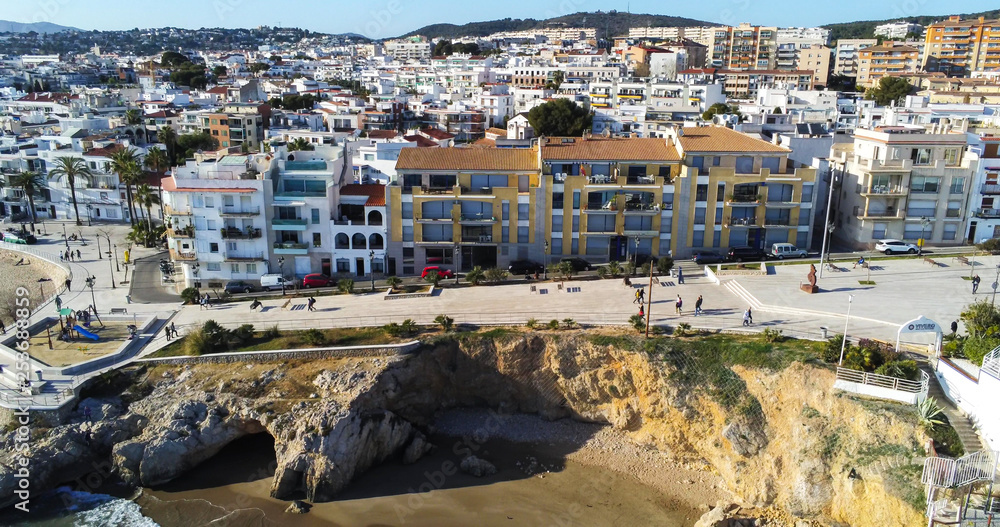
508 260 545 275
727 246 767 262
770 243 808 259
559 257 593 272
224 280 256 294
692 250 726 265
302 273 333 288
875 239 918 255
421 266 455 279
634 254 658 267
260 273 295 291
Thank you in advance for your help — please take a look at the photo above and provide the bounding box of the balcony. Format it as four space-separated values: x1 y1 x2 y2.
459 213 497 224
763 217 792 227
220 206 261 216
624 176 658 185
170 249 196 261
459 186 495 196
167 225 195 238
220 227 263 239
981 184 1000 195
725 216 758 227
623 202 660 214
861 185 907 196
272 218 308 231
585 175 618 185
164 204 192 216
419 186 455 195
726 193 760 205
225 251 266 261
858 209 906 220
416 215 453 223
975 208 1000 218
273 242 309 255
461 234 495 244
765 200 801 209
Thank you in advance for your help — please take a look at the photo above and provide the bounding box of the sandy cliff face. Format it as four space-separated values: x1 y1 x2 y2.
0 333 927 525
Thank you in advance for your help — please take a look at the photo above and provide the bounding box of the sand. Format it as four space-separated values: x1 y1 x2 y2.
0 249 68 327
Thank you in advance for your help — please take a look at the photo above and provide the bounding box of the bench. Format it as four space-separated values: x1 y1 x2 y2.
529 285 537 293
924 257 939 267
955 256 970 266
109 308 128 315
280 299 292 310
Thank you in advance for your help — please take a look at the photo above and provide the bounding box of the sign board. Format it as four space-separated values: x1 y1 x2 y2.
896 315 943 354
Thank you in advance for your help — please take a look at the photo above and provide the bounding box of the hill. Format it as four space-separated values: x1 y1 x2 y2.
400 11 711 40
825 9 1000 41
0 19 81 33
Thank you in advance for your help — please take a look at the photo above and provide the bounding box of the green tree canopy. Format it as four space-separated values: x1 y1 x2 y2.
160 51 190 68
527 99 592 137
865 77 913 106
702 103 741 121
248 63 271 75
269 93 321 111
176 132 219 158
212 65 227 77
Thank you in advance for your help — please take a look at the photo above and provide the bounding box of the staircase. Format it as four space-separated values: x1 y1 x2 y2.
919 363 985 453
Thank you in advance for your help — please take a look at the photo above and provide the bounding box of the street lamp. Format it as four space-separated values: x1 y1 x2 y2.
369 250 376 292
633 235 640 273
37 278 53 349
838 294 855 365
84 276 104 327
992 264 1000 306
62 223 69 249
544 240 549 280
919 216 931 255
278 257 285 296
86 204 93 226
95 231 102 259
819 164 839 279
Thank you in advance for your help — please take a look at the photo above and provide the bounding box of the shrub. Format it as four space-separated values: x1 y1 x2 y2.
562 318 576 329
674 322 691 337
977 238 1000 253
656 256 675 276
930 422 965 457
384 322 402 336
960 299 1000 338
916 397 945 430
526 318 539 330
465 266 485 285
232 324 255 344
824 334 846 363
960 335 1000 366
760 327 784 343
604 261 622 278
874 360 920 381
400 318 419 335
547 319 560 330
624 261 636 277
640 262 652 277
181 287 200 304
555 261 576 281
596 266 610 279
385 276 402 291
435 314 454 332
629 314 646 333
484 267 509 284
338 279 355 294
424 271 441 287
303 328 327 346
262 324 281 339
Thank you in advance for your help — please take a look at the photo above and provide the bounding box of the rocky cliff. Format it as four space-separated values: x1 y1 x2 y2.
0 332 928 525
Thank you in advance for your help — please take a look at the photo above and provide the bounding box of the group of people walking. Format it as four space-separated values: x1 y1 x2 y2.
628 263 754 328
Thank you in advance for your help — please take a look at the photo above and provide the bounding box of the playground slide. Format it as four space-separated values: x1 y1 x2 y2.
73 325 100 341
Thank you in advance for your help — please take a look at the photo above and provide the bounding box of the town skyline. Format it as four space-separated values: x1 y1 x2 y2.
4 0 1000 39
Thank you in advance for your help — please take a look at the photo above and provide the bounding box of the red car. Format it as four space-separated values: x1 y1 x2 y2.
302 273 332 288
421 266 455 279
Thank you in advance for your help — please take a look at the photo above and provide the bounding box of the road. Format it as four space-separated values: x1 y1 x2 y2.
129 251 181 304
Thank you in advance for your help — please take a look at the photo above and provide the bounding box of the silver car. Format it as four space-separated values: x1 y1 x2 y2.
875 239 918 255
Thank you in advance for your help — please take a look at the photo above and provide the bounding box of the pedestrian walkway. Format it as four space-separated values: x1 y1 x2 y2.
919 363 986 453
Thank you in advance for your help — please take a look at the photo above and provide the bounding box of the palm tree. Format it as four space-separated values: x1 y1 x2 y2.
9 171 45 224
288 138 314 152
47 157 93 226
124 108 142 125
157 126 177 165
109 148 142 226
134 183 160 242
144 147 169 220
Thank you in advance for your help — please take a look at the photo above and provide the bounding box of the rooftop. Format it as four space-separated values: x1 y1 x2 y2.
677 126 790 154
541 136 680 162
396 147 538 172
340 183 386 206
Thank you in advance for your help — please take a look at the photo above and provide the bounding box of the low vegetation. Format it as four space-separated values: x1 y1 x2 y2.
149 322 398 357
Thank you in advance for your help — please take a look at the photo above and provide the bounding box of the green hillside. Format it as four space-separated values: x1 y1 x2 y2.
825 9 1000 41
400 11 710 40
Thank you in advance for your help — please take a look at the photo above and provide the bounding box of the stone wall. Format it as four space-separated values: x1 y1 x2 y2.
136 341 421 365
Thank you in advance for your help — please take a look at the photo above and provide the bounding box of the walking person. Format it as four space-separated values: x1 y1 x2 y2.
675 295 682 315
972 274 981 294
199 295 207 310
743 309 751 326
169 322 177 339
307 296 317 311
634 289 641 304
677 267 684 284
638 304 645 318
65 278 71 291
164 324 172 341
747 307 753 325
638 288 645 304
250 299 262 311
75 249 81 260
694 295 703 316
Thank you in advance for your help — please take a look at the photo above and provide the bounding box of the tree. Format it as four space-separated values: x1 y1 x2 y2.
160 51 189 68
960 299 1000 339
48 157 94 226
527 99 592 137
144 147 169 220
465 266 485 285
555 261 576 281
212 65 227 77
865 77 913 106
109 147 142 226
545 70 565 90
135 183 160 242
288 137 314 151
176 132 219 158
434 314 454 332
248 63 271 76
656 256 674 276
157 126 177 165
386 276 402 291
9 171 45 224
702 103 741 121
633 63 650 78
124 108 142 125
424 271 441 287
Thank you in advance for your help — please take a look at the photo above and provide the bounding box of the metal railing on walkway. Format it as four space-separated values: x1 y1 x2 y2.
922 450 999 488
835 367 927 393
982 346 1000 381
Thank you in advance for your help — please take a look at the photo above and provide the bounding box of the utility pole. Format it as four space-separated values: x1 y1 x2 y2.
819 163 838 278
645 259 654 337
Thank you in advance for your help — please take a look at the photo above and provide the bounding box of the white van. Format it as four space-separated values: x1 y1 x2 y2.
770 243 808 259
259 274 294 291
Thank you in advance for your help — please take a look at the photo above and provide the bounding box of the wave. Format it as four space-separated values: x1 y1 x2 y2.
0 487 160 527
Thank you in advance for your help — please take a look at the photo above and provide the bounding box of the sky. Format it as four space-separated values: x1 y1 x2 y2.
6 0 1000 39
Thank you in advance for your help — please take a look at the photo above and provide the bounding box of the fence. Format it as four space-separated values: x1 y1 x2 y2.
982 346 1000 381
0 240 73 317
922 450 998 488
138 341 421 365
833 367 929 404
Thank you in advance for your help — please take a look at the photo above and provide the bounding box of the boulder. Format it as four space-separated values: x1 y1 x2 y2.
460 455 497 477
402 433 433 464
285 500 310 514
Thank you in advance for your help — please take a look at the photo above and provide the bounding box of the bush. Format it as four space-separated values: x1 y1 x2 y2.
400 319 418 335
386 276 402 290
424 271 441 287
547 319 560 330
562 318 576 329
232 324 255 343
640 262 652 277
526 318 539 330
484 267 509 284
596 266 610 279
656 257 675 276
607 261 623 278
624 261 636 277
674 322 691 337
434 314 454 332
338 279 355 294
629 314 646 333
824 334 847 363
262 325 281 339
960 335 1000 366
383 322 402 336
465 266 485 285
555 261 576 281
977 238 1000 253
181 287 200 304
929 422 965 457
760 327 784 343
874 360 920 381
302 328 327 346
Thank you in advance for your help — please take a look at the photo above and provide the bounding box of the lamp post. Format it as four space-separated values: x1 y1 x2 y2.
38 278 53 349
86 204 92 226
634 235 640 273
992 264 1000 306
113 244 120 272
95 231 102 259
544 240 549 280
107 243 116 289
838 294 855 365
278 257 285 296
62 223 69 249
819 164 839 279
919 216 931 255
84 276 104 326
369 250 376 292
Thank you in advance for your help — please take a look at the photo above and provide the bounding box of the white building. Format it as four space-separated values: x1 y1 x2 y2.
874 21 923 39
331 183 388 277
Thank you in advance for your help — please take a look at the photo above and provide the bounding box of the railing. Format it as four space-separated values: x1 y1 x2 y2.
272 218 308 226
167 226 195 238
725 216 758 227
835 367 925 393
982 346 1000 381
459 186 494 195
220 207 261 215
225 251 265 260
982 184 1000 195
865 185 906 195
922 450 999 488
975 208 1000 219
624 202 659 212
459 214 496 222
273 242 308 250
220 227 262 239
420 186 454 195
727 194 760 203
164 204 192 216
586 175 616 184
763 217 792 226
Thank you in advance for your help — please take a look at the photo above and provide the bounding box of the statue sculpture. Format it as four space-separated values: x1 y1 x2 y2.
801 264 818 294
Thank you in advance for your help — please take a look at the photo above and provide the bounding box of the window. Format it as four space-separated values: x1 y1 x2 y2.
950 177 965 194
716 184 726 201
209 243 219 253
906 200 937 217
552 192 564 209
715 208 723 223
662 193 674 210
943 148 960 165
502 226 509 243
761 157 781 172
402 225 413 241
946 201 962 218
910 148 932 165
801 184 814 203
205 196 214 208
231 263 240 273
573 191 581 210
517 226 529 242
692 230 704 247
551 214 563 231
226 242 237 251
517 203 529 219
401 202 413 219
246 263 257 274
872 222 887 239
223 195 234 207
502 201 510 220
910 176 940 193
337 259 351 272
735 156 755 173
313 233 322 247
207 263 221 271
571 238 579 254
712 156 721 166
903 225 923 240
311 208 320 224
712 231 721 248
943 223 958 240
425 248 453 264
696 184 708 201
572 215 579 232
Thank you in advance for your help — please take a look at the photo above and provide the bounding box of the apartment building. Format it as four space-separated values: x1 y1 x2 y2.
680 69 815 99
708 24 778 70
967 137 1000 244
422 108 486 142
628 26 719 47
332 183 388 276
875 21 923 40
834 39 878 76
924 16 1000 75
385 38 432 61
857 42 921 87
832 125 976 249
203 111 265 150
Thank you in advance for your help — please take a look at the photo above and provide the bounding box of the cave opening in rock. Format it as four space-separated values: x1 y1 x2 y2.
151 426 277 492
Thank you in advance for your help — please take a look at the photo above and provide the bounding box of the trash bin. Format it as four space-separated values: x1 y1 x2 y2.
820 326 829 339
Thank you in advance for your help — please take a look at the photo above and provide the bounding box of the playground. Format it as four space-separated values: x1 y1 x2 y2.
25 317 140 368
